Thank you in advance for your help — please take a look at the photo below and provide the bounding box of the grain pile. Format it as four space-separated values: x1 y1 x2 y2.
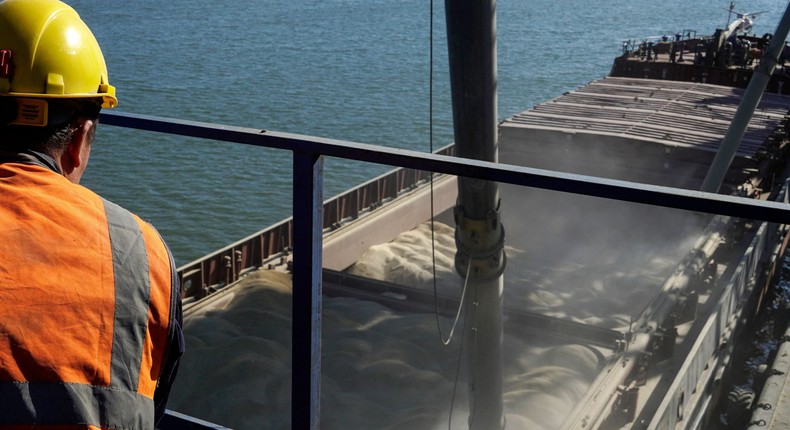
169 270 604 429
169 189 703 428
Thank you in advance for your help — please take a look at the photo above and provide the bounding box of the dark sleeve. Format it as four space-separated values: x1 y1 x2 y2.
153 303 184 424
153 246 186 425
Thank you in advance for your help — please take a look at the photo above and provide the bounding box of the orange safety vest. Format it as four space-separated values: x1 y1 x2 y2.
0 157 180 429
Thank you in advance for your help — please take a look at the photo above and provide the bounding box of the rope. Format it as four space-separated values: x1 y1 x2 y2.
424 0 470 347
425 1 472 428
438 260 473 345
426 0 471 349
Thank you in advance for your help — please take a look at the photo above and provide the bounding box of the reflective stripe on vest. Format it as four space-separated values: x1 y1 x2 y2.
104 198 151 394
0 198 154 429
0 381 152 426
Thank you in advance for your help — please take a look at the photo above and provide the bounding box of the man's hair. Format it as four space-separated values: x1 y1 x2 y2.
0 98 102 155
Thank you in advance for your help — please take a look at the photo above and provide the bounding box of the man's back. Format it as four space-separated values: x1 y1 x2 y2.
0 1 183 425
0 157 182 428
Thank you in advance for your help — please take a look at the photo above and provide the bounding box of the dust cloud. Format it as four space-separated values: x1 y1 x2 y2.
351 189 706 331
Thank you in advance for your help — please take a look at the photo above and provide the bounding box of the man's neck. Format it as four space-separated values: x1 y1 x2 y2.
0 149 63 175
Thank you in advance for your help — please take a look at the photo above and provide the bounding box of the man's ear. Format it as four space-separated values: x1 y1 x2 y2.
61 119 94 183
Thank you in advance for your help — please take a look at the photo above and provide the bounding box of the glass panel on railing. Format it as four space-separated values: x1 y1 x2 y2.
156 135 790 428
84 127 289 268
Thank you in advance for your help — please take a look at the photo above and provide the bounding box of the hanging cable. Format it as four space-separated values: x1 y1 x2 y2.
429 0 441 341
425 2 471 427
428 0 467 347
439 258 473 345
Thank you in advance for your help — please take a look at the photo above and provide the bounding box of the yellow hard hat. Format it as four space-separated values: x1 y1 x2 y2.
0 0 117 110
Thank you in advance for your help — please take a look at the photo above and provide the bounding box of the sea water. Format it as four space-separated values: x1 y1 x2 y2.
68 0 784 265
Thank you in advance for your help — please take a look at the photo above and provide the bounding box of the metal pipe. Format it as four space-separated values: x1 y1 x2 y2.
444 0 499 212
464 277 504 429
444 0 505 428
701 2 790 193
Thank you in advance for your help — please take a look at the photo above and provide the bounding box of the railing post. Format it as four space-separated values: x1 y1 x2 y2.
291 151 324 429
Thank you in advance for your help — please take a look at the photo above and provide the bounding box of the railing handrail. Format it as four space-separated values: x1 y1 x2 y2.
101 111 790 223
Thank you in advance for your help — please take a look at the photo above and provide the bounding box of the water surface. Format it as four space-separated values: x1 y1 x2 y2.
70 0 784 264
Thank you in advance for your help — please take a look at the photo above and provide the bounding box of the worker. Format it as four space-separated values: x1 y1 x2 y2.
0 0 183 428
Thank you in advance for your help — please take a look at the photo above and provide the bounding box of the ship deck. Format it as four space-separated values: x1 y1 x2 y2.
500 76 790 190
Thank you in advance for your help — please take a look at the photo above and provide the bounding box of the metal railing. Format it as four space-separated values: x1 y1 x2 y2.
100 110 790 430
